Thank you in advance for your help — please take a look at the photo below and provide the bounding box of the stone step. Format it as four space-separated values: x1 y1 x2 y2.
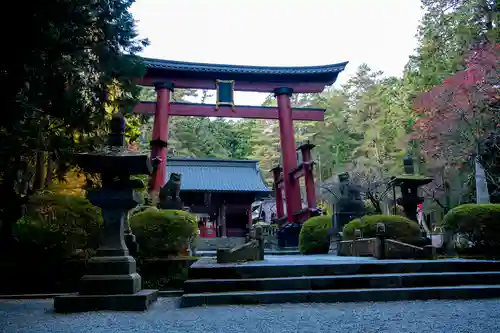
180 285 500 307
184 271 500 293
196 249 301 257
188 260 500 279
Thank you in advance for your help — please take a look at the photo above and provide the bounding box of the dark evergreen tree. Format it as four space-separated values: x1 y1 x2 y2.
0 0 148 247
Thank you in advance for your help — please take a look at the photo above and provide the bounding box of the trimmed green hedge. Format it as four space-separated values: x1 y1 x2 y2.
442 204 500 255
130 209 198 258
299 215 332 254
343 214 421 242
14 193 102 259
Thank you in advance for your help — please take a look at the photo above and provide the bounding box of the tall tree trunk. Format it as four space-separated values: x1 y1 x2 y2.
33 150 45 191
475 156 491 204
45 155 54 187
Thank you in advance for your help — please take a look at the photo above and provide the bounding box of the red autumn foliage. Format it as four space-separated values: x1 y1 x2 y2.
413 43 500 164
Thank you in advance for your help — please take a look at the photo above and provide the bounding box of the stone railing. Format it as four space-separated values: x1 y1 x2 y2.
338 238 377 257
194 237 246 251
216 225 265 264
338 225 436 260
384 239 436 259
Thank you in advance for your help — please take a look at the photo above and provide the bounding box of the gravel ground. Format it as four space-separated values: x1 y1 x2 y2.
1 298 500 333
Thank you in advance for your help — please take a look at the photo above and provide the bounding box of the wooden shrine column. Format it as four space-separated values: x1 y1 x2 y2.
150 82 174 195
274 87 302 222
270 166 285 218
298 142 317 209
247 204 253 229
219 204 227 237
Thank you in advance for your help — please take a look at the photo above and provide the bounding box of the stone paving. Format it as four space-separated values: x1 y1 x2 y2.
1 298 500 333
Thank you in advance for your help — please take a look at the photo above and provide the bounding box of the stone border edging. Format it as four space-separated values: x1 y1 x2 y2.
0 290 184 300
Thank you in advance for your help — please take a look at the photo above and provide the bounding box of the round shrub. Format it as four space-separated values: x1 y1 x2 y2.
13 193 102 260
441 204 500 255
130 209 198 258
342 214 421 242
299 215 332 254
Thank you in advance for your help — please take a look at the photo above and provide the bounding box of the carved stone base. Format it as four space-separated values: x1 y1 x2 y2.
53 289 158 313
78 255 142 295
79 273 142 295
277 223 301 248
85 255 137 275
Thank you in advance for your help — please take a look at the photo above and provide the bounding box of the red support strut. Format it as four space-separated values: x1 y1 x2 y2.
298 143 317 209
275 87 302 222
150 82 174 195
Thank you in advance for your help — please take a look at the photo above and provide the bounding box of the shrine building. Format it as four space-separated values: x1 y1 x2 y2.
166 157 271 238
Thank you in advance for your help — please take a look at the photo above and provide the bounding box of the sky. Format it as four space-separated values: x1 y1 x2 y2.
130 0 424 106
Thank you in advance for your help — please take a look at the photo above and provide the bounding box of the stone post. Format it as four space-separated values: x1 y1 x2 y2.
375 222 386 259
254 225 264 260
354 229 362 257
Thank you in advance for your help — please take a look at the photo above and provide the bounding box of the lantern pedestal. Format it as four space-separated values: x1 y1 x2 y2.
53 114 158 313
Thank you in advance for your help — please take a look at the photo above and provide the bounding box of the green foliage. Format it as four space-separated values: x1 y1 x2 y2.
130 209 198 257
442 204 500 255
343 215 421 242
298 215 332 254
0 0 148 244
13 193 102 259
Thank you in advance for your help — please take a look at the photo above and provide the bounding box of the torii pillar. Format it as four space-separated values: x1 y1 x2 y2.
274 87 302 222
150 82 174 197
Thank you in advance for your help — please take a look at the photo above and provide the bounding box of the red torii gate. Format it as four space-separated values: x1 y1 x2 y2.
133 57 347 223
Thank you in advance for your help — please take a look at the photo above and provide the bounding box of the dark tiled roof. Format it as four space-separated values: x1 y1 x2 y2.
142 58 348 84
144 58 348 76
166 157 271 194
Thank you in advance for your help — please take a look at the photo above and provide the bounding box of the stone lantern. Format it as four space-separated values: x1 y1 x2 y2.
392 155 433 223
54 113 158 313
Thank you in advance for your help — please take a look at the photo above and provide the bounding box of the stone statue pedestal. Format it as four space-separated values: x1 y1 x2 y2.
159 198 183 210
332 172 364 235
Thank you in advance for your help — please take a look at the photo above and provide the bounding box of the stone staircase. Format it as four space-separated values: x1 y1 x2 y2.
180 258 500 307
